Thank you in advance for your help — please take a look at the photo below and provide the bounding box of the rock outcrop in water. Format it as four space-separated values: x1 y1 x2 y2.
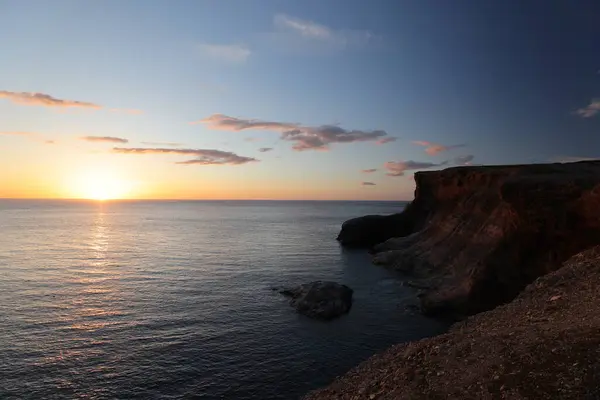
280 281 353 320
304 246 600 400
338 161 600 316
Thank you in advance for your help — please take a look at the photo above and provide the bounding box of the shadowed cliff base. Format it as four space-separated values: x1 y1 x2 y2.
305 246 600 399
337 161 600 316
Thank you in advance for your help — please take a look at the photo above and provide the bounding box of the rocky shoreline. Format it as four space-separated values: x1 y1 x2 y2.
306 161 600 399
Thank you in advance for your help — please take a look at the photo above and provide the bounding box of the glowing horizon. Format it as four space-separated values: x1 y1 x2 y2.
1 2 598 201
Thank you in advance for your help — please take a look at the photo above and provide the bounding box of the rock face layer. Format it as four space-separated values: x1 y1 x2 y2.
341 161 600 316
280 281 353 320
304 246 600 400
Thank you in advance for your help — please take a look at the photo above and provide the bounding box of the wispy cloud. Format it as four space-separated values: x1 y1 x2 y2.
377 137 397 144
112 147 258 165
412 141 465 155
274 14 334 41
45 140 56 145
245 137 261 142
272 14 379 50
80 136 129 144
384 160 444 177
197 114 393 151
258 147 273 153
574 99 600 118
142 142 182 147
362 168 377 173
197 43 251 63
0 90 100 109
362 182 376 186
454 155 475 165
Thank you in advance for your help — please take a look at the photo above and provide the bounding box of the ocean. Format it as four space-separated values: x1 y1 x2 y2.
0 200 446 399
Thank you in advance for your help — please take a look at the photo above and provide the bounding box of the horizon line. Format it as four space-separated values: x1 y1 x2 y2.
0 197 411 202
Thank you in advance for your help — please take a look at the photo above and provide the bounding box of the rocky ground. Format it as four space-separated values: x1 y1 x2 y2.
304 246 600 399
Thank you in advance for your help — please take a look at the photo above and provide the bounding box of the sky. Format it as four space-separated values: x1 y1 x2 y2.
1 0 599 200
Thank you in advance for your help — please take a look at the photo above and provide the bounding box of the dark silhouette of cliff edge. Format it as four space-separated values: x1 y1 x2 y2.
338 161 600 316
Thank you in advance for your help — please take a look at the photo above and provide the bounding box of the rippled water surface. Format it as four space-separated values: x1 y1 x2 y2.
0 200 446 399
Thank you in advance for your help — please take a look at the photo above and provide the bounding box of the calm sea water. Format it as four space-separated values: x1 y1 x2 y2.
0 200 446 399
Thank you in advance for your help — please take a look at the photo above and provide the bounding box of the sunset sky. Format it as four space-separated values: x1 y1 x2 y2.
1 0 599 200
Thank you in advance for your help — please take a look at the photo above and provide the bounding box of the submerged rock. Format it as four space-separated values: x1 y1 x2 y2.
280 281 353 320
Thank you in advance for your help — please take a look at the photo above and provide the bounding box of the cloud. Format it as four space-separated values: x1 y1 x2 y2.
272 14 379 49
245 137 261 142
412 141 466 155
362 182 376 186
377 137 397 144
142 141 182 147
574 99 600 118
45 140 56 144
454 155 475 165
112 147 258 165
197 114 296 131
362 168 377 173
274 14 334 41
0 90 100 109
384 160 443 177
258 147 273 152
197 114 393 151
80 136 129 144
197 43 251 63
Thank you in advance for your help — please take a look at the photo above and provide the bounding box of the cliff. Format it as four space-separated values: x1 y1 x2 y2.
338 161 600 316
304 246 600 399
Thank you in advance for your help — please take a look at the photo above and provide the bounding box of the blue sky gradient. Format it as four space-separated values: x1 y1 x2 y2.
1 0 599 199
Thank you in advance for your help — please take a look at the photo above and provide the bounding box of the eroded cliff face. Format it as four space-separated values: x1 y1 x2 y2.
340 161 600 316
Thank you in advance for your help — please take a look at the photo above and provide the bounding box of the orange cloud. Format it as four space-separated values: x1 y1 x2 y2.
0 90 100 109
362 168 377 173
412 140 465 155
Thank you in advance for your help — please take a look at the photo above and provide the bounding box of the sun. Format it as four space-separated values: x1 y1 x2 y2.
71 168 132 200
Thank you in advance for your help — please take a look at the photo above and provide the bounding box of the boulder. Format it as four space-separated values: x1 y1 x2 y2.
280 281 353 320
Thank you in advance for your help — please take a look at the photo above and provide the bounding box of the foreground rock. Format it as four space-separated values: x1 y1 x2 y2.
305 246 600 399
341 161 600 316
280 281 353 320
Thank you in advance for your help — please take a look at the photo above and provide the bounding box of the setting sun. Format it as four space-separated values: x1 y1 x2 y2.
70 169 132 200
